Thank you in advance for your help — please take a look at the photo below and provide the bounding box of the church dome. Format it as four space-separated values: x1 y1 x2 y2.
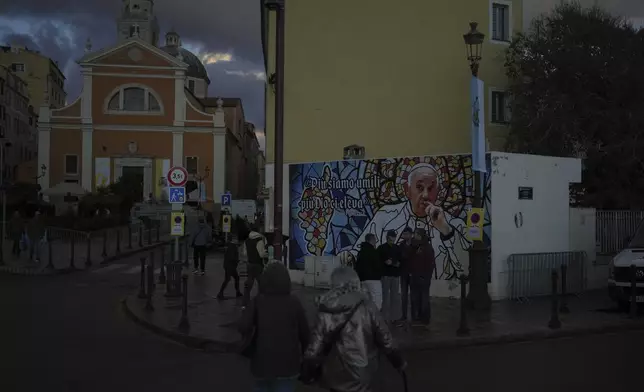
160 31 210 84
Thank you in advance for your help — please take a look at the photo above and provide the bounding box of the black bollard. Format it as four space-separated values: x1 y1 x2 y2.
149 250 156 290
69 237 76 269
128 225 133 249
156 221 160 242
138 257 147 299
630 264 638 319
46 238 54 269
165 261 183 298
182 237 189 267
101 230 107 258
145 256 155 311
456 274 470 336
147 225 152 245
178 274 190 331
138 226 143 248
116 228 121 254
158 247 166 284
85 233 92 267
548 269 561 329
559 264 570 314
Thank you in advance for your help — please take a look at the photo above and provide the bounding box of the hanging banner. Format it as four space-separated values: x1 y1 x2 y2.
95 157 111 188
470 76 486 173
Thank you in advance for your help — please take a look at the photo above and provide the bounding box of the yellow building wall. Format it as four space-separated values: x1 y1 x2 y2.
0 50 66 108
264 0 522 164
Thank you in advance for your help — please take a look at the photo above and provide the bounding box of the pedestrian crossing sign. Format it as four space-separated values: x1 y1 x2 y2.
168 187 186 204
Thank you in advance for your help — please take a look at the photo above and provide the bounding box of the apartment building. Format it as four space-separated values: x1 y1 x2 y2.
0 45 66 109
0 65 38 183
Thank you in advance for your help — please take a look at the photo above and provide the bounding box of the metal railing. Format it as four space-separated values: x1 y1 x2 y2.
507 251 587 302
596 210 644 255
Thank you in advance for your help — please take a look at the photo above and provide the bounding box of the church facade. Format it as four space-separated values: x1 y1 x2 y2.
36 0 253 208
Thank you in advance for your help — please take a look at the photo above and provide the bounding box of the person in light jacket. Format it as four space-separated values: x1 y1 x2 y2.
302 266 406 392
242 224 268 307
190 217 212 275
239 262 310 392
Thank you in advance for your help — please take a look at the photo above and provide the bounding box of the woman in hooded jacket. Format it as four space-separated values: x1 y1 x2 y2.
238 262 310 392
302 266 406 392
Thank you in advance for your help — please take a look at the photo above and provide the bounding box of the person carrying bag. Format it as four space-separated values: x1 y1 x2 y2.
302 266 406 392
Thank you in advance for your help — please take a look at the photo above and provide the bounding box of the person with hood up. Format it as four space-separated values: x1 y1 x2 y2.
243 224 268 307
190 217 212 275
353 233 384 310
409 228 435 327
238 262 310 392
302 266 406 392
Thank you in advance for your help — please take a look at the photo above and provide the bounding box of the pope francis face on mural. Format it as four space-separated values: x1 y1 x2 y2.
403 164 439 218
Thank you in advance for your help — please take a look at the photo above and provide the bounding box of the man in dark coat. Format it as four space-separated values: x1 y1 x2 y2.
216 240 243 299
377 230 402 323
354 233 384 310
409 228 435 327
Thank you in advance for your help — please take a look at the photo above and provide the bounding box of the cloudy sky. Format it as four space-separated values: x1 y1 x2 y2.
0 0 266 149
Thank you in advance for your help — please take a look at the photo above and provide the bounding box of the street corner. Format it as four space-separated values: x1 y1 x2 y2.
121 291 242 353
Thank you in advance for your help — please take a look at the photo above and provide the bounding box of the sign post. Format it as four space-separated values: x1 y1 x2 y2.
168 166 188 261
221 192 232 242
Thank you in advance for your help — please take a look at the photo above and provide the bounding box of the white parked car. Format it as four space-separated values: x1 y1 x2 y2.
608 221 644 309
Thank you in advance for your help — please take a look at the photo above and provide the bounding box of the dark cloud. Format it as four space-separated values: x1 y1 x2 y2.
0 0 266 130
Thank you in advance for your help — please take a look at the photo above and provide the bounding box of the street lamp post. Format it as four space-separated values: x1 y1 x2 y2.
463 22 491 311
195 166 210 210
0 142 12 265
265 0 285 261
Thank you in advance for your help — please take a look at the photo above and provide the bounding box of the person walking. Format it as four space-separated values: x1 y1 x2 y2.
396 228 414 326
302 266 406 392
190 217 211 275
354 233 384 310
9 211 24 257
238 262 310 392
217 239 243 299
27 211 45 263
243 224 268 308
409 228 435 327
378 230 402 323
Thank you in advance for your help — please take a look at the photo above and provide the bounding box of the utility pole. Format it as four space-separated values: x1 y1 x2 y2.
266 0 285 261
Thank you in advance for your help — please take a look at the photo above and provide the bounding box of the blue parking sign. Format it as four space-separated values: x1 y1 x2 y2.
169 187 186 204
221 193 231 206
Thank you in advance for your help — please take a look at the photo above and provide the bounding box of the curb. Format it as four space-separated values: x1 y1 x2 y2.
0 240 172 277
122 292 644 353
404 319 644 352
121 297 234 353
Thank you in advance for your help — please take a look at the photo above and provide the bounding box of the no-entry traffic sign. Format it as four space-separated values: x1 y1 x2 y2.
167 166 188 187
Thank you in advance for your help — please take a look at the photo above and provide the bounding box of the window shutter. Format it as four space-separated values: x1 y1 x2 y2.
492 7 499 40
504 94 512 123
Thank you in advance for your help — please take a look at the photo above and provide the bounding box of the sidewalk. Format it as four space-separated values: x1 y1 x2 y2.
0 230 174 276
123 256 644 352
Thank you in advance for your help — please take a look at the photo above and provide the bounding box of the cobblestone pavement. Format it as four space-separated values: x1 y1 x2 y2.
0 259 640 392
125 255 644 351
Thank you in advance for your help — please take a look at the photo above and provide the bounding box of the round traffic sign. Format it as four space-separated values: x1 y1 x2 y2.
471 213 481 224
168 166 188 186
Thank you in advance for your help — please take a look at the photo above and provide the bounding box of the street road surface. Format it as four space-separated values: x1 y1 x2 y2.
0 254 639 391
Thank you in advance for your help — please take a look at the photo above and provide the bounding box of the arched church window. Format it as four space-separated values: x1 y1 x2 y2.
129 24 140 37
105 85 163 113
123 87 145 111
108 93 120 110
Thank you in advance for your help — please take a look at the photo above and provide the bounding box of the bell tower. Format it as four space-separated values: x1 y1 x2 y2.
116 0 160 46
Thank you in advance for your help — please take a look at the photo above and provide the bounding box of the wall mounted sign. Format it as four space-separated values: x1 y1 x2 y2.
518 186 533 200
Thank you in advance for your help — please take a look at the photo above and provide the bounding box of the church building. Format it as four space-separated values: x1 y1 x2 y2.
36 0 247 208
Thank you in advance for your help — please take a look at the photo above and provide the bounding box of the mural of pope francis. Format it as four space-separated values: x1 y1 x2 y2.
343 163 470 283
